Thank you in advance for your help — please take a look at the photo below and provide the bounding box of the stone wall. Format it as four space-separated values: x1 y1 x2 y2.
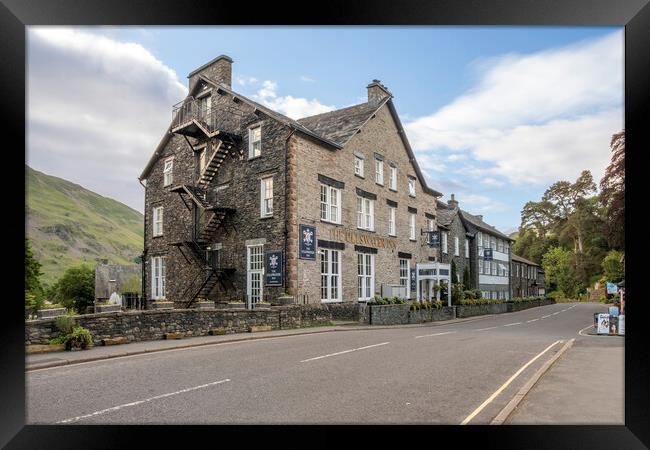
506 298 555 312
456 303 508 318
25 305 331 346
368 303 410 325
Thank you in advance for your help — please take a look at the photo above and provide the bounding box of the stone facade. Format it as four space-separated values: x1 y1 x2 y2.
511 254 546 297
437 199 472 291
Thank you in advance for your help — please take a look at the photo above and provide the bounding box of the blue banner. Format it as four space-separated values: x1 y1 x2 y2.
265 251 283 286
483 248 493 261
299 224 316 260
427 230 440 246
410 267 417 293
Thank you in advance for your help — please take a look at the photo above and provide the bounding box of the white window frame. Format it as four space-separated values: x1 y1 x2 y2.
375 158 384 185
246 244 264 306
260 176 273 218
163 158 174 187
153 206 163 237
491 259 498 276
151 256 166 300
399 258 410 299
478 258 483 275
442 231 448 254
409 213 416 241
249 125 262 159
389 166 397 191
408 177 416 197
320 249 342 303
465 238 469 258
454 236 459 256
357 252 375 301
388 206 396 236
354 155 364 177
356 196 374 231
477 232 483 249
320 184 341 224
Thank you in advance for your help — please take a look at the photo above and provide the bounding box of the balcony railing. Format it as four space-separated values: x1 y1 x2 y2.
172 97 243 137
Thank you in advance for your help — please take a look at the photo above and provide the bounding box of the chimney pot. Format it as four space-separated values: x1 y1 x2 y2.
367 79 391 107
447 193 459 209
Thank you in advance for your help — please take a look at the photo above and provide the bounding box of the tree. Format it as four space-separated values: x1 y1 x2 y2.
602 250 624 283
451 260 458 284
462 266 471 289
542 247 583 298
600 130 625 250
25 238 43 293
54 265 95 313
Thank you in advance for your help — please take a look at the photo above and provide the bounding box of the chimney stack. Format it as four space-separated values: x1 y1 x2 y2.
367 79 392 107
188 54 233 91
447 193 459 209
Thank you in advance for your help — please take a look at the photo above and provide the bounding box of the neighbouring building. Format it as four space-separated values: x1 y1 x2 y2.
459 210 513 300
436 195 473 289
510 254 546 298
95 263 143 309
139 55 450 309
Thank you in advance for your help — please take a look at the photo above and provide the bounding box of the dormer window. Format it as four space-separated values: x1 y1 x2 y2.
249 126 262 158
408 177 416 197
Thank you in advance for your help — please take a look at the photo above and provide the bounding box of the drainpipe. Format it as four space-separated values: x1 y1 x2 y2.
139 177 147 309
284 128 296 297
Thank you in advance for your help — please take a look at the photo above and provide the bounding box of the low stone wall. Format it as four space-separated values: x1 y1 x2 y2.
408 306 456 324
325 302 364 322
456 303 508 318
369 304 410 325
25 305 332 346
506 298 556 312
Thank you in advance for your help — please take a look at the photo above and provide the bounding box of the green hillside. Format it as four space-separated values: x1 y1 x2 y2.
26 165 144 287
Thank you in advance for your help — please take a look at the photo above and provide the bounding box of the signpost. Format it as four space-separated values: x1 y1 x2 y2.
483 248 493 261
299 224 316 260
265 250 283 286
597 313 610 334
606 282 618 295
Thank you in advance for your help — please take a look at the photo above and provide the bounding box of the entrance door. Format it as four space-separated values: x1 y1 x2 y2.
247 245 264 308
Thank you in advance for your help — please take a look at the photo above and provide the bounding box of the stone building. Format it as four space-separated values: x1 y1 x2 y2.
139 55 447 309
459 209 513 300
511 254 546 297
95 263 142 309
436 195 473 289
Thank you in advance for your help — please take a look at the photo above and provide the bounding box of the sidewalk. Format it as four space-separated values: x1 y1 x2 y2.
506 333 624 424
26 314 490 370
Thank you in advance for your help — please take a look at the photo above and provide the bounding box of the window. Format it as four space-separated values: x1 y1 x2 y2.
454 236 459 256
409 213 416 240
478 259 484 274
249 126 262 158
153 207 163 237
356 196 374 231
163 158 173 186
151 256 166 299
389 166 397 190
442 232 448 253
320 184 341 224
354 155 364 177
357 253 375 301
465 239 469 258
247 244 264 305
375 158 384 185
504 242 510 254
491 236 497 250
408 177 416 197
198 94 211 120
399 258 410 289
388 206 396 236
477 232 483 249
320 249 341 302
491 260 497 275
497 239 503 253
260 177 273 217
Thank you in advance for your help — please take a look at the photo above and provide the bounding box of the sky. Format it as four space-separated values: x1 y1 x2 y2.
26 26 624 233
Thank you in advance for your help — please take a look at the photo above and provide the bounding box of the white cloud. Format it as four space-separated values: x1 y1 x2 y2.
27 27 187 213
236 75 258 86
253 79 334 119
415 153 446 172
457 194 508 213
405 31 623 186
446 154 467 162
300 75 316 83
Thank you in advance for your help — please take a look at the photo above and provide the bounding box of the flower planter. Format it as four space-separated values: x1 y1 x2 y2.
195 301 215 310
36 308 67 319
254 303 271 310
151 301 174 310
272 296 294 306
95 304 122 313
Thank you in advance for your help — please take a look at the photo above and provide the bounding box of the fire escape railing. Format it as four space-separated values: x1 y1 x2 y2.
172 97 244 137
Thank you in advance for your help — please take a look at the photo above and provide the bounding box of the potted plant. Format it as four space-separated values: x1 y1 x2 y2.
223 298 245 309
151 299 174 310
255 301 271 310
273 292 294 306
195 296 215 310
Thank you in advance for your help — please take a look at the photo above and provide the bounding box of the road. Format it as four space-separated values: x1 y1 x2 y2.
26 302 610 424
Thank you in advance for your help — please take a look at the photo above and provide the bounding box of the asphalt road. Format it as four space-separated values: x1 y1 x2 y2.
26 302 609 425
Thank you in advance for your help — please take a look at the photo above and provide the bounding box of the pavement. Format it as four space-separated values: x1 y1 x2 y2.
25 302 617 425
506 325 624 424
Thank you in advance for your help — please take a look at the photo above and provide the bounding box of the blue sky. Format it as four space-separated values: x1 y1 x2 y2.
26 26 623 233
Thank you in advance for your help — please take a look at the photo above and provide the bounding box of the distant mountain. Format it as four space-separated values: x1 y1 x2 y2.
509 230 519 241
26 165 143 287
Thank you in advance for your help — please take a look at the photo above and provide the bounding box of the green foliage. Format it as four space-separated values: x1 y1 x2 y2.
451 261 458 284
54 314 75 335
432 299 443 309
25 291 45 319
542 247 583 299
121 275 142 295
409 300 421 311
600 131 625 250
53 264 95 314
460 297 504 305
601 250 624 283
66 326 94 350
25 238 43 293
451 283 465 305
462 266 471 289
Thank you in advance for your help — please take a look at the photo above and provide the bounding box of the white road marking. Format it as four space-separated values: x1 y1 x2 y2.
475 326 498 332
56 378 231 424
578 324 596 336
460 340 562 425
503 322 521 327
541 315 551 319
552 312 560 315
300 342 390 362
414 331 457 339
526 319 539 323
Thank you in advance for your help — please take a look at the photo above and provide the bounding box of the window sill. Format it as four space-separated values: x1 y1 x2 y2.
153 234 164 238
389 188 397 193
354 173 365 179
321 219 343 226
260 215 274 220
376 182 384 187
356 228 376 233
248 155 262 161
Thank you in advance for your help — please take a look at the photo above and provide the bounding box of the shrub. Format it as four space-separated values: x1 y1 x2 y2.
25 291 44 319
410 301 421 311
432 299 443 309
54 314 75 336
66 326 93 350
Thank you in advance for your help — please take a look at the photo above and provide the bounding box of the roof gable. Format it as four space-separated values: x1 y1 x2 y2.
459 209 512 241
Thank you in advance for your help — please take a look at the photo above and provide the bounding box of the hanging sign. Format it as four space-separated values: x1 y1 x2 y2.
265 250 283 286
427 230 440 247
299 224 316 260
483 248 493 261
410 267 417 293
606 282 618 295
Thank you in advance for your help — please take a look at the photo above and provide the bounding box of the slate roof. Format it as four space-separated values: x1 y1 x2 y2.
436 202 457 227
459 209 513 241
297 99 388 146
511 253 539 266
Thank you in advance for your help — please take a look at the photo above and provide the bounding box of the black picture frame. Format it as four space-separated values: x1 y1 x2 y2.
3 0 648 447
